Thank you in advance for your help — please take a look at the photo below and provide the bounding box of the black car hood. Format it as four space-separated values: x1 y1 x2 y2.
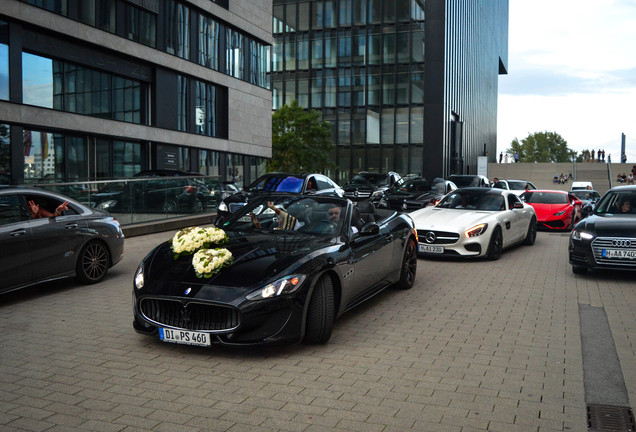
344 184 384 192
386 191 435 202
143 231 337 300
579 214 636 237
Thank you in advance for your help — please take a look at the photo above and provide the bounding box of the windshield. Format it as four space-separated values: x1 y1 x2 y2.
508 180 531 191
438 190 505 211
245 175 304 193
222 195 348 236
521 191 568 204
448 176 481 187
571 190 599 201
350 173 390 186
393 178 430 193
594 191 636 215
430 178 448 194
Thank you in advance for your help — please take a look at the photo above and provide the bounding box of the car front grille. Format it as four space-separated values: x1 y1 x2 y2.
140 298 240 332
591 237 636 267
416 229 460 245
345 191 371 199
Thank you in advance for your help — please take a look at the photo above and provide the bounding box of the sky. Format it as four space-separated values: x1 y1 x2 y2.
497 0 636 163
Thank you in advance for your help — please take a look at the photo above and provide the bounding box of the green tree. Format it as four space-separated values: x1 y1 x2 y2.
506 131 577 163
269 100 333 172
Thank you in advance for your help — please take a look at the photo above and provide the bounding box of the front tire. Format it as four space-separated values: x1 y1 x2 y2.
304 276 335 344
572 265 587 274
394 238 417 290
486 227 503 260
524 216 537 245
76 241 110 284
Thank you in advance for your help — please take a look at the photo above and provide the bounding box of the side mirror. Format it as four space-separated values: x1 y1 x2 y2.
513 202 524 209
359 222 380 236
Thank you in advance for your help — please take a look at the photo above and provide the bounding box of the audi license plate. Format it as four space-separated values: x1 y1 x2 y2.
419 244 444 254
602 249 636 259
159 328 211 346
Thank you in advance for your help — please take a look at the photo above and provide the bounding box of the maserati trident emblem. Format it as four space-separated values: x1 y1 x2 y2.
184 287 192 295
425 232 437 244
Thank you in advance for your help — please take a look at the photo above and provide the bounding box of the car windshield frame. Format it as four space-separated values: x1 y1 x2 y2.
221 194 350 236
508 180 531 191
437 190 505 211
593 190 636 215
392 178 431 194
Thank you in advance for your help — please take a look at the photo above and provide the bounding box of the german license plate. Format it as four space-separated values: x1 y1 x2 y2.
603 249 636 259
159 328 211 346
419 244 444 254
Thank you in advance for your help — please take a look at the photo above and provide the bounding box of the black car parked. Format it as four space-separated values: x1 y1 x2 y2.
214 172 344 225
133 193 417 346
0 187 125 293
94 170 211 214
569 185 636 273
378 177 457 211
343 171 402 203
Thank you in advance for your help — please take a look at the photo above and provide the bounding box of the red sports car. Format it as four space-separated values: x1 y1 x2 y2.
520 190 583 230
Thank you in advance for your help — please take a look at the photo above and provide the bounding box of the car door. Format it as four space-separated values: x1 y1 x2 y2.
506 194 529 243
28 197 87 282
0 194 32 292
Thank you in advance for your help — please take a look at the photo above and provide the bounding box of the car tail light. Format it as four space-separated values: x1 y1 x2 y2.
185 186 195 193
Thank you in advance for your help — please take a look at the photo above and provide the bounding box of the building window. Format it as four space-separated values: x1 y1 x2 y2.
113 141 141 178
226 28 245 79
198 149 220 176
177 75 188 132
198 15 220 69
195 81 217 137
166 0 190 59
0 21 9 101
79 0 116 33
23 129 64 182
23 53 54 108
24 0 67 14
0 124 9 184
126 4 157 47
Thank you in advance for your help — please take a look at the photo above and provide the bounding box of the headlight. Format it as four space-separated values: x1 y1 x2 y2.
246 274 306 300
371 190 383 198
572 230 594 241
465 223 488 238
96 199 117 210
134 264 144 289
554 210 567 216
218 201 228 212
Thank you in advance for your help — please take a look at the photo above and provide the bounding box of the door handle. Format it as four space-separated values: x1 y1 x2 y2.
65 223 79 229
10 229 27 237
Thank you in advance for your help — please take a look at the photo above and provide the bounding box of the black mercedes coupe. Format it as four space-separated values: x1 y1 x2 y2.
133 194 418 347
569 185 636 274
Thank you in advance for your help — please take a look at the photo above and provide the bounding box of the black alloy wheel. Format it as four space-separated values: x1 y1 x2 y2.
524 216 537 245
394 238 417 290
76 241 110 284
486 227 503 260
304 276 335 344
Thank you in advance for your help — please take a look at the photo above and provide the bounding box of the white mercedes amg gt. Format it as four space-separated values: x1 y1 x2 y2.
410 187 537 260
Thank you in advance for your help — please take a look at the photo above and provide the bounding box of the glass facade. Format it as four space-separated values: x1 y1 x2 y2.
0 21 8 101
273 0 508 182
272 0 426 184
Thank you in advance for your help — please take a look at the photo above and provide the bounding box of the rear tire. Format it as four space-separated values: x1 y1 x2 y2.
524 217 537 245
486 227 503 260
76 241 109 284
304 276 335 344
394 238 417 290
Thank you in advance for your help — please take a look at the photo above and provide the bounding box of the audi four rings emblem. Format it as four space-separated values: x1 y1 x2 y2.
425 232 437 243
612 239 632 247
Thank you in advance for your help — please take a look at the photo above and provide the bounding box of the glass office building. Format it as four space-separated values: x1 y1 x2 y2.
0 0 272 187
271 0 508 184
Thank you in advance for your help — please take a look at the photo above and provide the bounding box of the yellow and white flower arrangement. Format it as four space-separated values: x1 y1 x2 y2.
192 248 234 278
170 226 229 259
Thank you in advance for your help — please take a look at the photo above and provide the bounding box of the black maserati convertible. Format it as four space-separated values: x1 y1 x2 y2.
133 194 418 347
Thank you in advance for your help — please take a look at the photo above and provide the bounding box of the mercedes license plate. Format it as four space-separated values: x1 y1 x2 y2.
603 249 636 259
159 328 211 346
419 244 444 254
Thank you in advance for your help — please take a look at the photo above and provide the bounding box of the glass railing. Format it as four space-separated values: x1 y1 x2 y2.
33 176 239 226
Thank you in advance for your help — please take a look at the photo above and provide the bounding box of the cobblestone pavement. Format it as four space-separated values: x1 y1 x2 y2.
1 230 635 432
